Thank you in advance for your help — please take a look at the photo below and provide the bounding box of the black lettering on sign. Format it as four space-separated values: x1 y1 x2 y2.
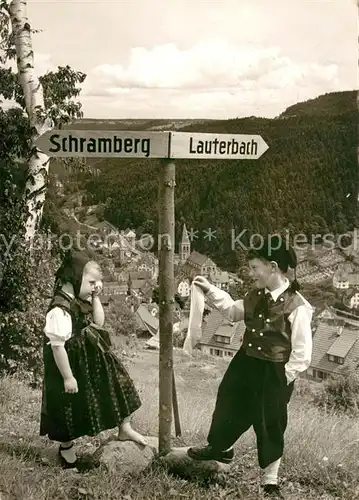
124 138 132 153
98 138 112 153
188 136 258 156
49 134 61 152
47 134 152 156
88 138 96 152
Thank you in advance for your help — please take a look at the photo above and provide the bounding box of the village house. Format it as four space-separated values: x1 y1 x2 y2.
341 288 359 310
197 309 245 358
122 229 136 248
128 270 152 282
102 281 128 296
332 270 359 289
98 294 112 307
306 308 359 382
177 279 190 298
209 271 230 291
134 303 159 338
132 281 154 302
138 260 157 278
315 307 336 321
185 251 218 277
228 272 243 286
127 270 154 302
174 224 230 296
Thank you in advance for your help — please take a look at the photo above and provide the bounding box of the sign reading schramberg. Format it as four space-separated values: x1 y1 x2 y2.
35 130 170 158
169 132 269 159
35 129 269 160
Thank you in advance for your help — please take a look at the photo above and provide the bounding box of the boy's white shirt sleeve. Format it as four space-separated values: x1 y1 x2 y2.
285 303 313 384
44 307 72 347
206 284 244 322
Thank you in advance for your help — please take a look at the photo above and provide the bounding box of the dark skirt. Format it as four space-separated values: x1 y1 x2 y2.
40 324 141 442
207 348 294 468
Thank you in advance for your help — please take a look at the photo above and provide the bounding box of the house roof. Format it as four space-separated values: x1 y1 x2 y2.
215 324 236 337
310 320 359 374
99 294 111 304
334 271 359 284
103 281 122 287
326 330 358 358
346 289 359 300
199 310 245 351
147 303 159 317
187 251 216 268
94 220 118 233
140 281 154 297
131 279 148 289
129 271 152 280
178 262 196 278
135 304 159 336
348 274 359 286
210 271 229 283
316 307 336 320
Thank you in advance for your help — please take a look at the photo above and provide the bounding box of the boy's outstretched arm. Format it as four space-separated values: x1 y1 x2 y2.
206 284 244 322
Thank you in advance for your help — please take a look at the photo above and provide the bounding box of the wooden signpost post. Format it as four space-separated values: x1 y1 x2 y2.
36 128 269 456
158 158 175 454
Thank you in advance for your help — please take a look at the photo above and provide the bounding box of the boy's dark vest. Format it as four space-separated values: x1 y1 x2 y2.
242 288 305 363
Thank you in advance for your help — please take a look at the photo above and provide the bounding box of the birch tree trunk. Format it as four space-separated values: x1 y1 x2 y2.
9 0 52 242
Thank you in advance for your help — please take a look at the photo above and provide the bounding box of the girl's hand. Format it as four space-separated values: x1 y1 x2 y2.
92 286 102 298
92 281 103 297
64 376 78 394
192 275 211 293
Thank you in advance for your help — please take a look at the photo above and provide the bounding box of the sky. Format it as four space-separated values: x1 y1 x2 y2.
7 0 359 119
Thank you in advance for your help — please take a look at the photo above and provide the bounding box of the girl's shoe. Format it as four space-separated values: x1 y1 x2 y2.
58 443 78 469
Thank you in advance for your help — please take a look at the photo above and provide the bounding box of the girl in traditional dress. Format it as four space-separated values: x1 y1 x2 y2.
40 250 147 468
187 236 313 498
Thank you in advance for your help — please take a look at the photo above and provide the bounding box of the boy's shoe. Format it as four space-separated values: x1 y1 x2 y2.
187 445 234 464
262 484 284 499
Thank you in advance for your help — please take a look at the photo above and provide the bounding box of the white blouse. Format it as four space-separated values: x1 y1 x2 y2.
44 307 73 347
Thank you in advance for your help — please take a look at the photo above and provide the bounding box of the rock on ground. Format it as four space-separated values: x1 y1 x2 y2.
92 438 156 475
159 446 230 483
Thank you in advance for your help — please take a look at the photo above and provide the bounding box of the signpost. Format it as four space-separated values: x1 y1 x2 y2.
35 130 170 158
36 130 269 160
35 127 269 456
169 132 269 160
158 159 175 454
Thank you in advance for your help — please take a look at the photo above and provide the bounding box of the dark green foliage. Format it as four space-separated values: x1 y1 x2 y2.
0 246 58 383
313 370 359 415
152 285 186 309
0 4 87 380
78 91 358 272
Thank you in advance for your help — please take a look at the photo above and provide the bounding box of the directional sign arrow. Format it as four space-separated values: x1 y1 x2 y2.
35 129 269 160
169 132 269 159
35 129 170 158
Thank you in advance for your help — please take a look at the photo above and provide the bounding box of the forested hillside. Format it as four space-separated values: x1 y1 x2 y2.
47 91 358 272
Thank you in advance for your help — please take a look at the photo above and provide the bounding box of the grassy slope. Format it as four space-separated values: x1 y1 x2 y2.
0 340 358 499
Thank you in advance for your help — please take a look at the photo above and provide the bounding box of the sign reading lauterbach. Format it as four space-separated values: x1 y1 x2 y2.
35 130 269 160
169 132 269 159
35 130 170 158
